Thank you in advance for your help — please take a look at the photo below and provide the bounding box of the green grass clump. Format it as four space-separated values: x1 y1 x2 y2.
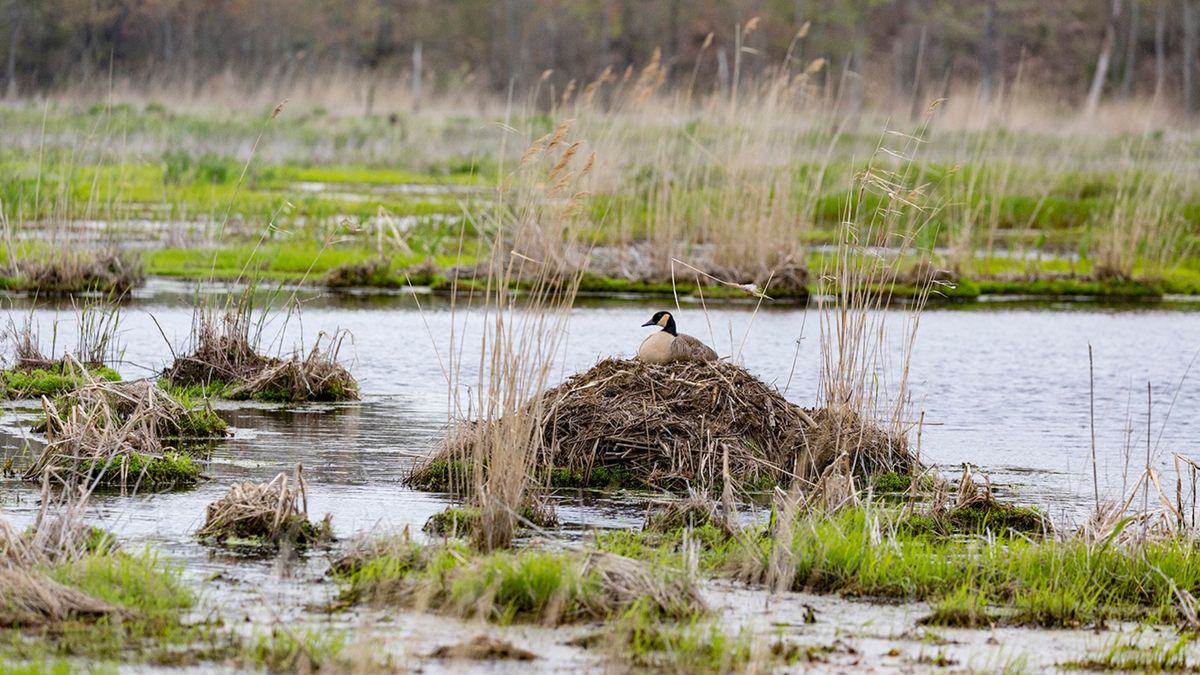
757 508 1200 628
334 540 701 625
0 549 207 665
615 600 756 674
239 628 348 673
1 364 120 399
1062 632 1194 672
901 503 1049 538
919 586 997 628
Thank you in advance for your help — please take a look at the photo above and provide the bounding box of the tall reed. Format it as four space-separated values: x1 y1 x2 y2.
441 120 596 550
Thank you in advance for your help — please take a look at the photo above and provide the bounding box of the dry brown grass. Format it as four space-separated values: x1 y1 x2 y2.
13 250 144 296
0 485 119 627
411 358 911 493
197 466 333 548
437 121 595 551
163 300 358 402
22 374 207 490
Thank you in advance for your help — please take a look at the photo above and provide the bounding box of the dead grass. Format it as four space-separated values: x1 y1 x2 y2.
162 302 358 403
411 358 911 494
0 486 119 628
22 374 208 490
197 466 333 548
13 250 144 296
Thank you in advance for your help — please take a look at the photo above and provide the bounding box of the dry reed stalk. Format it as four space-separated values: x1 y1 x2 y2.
813 112 943 482
438 121 595 551
163 291 358 402
2 301 123 373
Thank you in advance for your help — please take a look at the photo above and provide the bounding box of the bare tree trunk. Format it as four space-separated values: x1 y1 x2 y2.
412 41 422 113
1085 0 1123 116
1186 0 1198 113
5 17 20 100
1155 0 1167 99
981 0 997 102
909 25 927 121
1122 0 1138 97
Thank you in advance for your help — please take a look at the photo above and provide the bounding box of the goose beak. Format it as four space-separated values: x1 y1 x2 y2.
641 320 656 327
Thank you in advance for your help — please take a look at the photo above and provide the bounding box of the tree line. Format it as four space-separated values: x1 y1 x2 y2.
3 0 1200 112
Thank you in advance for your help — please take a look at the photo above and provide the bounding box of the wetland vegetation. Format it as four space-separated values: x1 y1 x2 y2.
6 4 1200 672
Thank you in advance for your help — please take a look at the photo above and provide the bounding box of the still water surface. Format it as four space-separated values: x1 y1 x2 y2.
2 282 1199 653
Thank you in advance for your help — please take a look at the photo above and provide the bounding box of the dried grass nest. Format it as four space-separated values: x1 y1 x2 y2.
410 358 912 492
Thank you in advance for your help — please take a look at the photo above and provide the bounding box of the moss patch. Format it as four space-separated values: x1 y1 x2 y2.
2 364 121 399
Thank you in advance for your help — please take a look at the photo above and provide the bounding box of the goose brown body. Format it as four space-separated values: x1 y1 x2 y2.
638 311 719 364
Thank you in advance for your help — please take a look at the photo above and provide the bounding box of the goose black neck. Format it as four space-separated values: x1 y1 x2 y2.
661 315 677 335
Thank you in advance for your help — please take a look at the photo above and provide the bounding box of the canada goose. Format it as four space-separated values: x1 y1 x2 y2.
638 311 719 364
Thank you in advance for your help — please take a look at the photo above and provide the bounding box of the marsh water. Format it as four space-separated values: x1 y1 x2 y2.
3 280 1200 670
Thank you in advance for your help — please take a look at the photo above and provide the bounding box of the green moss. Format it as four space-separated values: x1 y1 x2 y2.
407 459 473 491
1 364 121 399
974 277 1163 298
901 504 1050 538
547 465 644 490
872 471 912 495
423 504 557 538
83 452 201 488
423 507 481 537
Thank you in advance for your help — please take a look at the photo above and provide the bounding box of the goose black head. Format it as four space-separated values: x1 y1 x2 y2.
641 311 677 335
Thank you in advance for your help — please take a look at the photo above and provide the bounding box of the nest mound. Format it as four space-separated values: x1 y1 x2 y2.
411 358 911 492
197 468 333 549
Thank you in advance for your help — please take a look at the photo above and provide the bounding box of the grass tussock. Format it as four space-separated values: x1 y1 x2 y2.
1 306 124 399
11 250 144 295
333 535 703 626
731 506 1200 628
162 302 358 403
410 358 911 494
197 467 333 549
430 635 537 661
323 257 402 289
22 378 217 489
0 493 193 662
